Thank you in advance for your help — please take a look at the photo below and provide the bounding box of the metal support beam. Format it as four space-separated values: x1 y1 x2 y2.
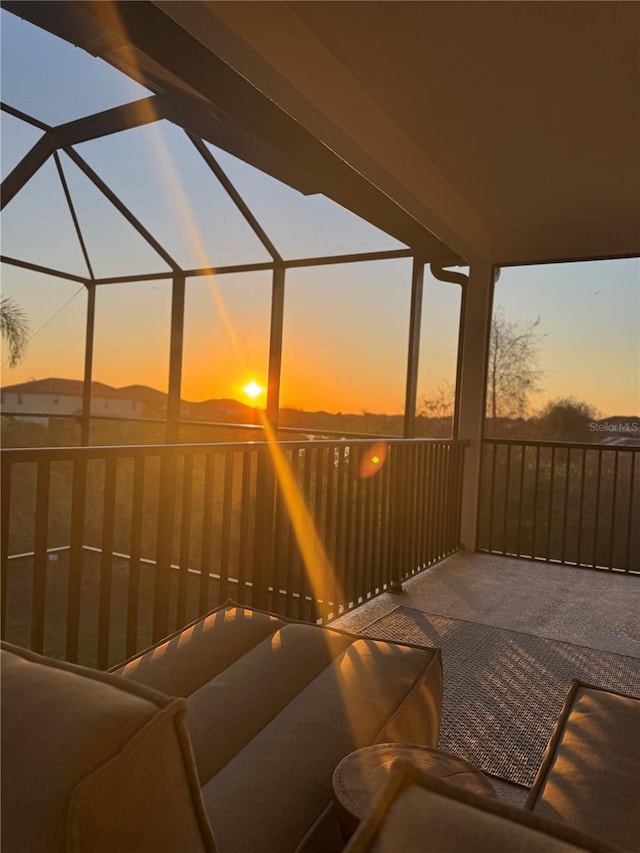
81 283 96 446
166 275 186 443
62 148 182 273
1 97 164 210
403 258 425 438
1 135 56 210
0 256 88 284
266 265 286 430
1 103 51 132
187 133 282 263
53 151 95 280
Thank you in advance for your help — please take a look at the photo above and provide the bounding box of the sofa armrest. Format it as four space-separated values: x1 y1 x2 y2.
1 642 217 853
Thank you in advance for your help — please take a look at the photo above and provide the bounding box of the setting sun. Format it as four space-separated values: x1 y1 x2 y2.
243 380 265 401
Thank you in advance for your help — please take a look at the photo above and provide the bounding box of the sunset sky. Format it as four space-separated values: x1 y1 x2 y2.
1 10 639 418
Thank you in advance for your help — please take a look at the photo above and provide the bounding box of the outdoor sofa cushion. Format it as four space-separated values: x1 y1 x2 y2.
115 600 443 853
526 681 640 851
0 641 217 853
344 759 623 853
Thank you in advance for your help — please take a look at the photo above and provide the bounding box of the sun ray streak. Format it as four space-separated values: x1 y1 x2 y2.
97 3 255 390
258 410 343 617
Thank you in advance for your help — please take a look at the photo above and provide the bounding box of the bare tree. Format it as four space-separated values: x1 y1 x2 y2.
419 380 455 419
0 296 30 368
487 307 543 423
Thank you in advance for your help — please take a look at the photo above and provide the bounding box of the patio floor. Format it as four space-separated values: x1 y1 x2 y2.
331 551 640 805
332 551 640 657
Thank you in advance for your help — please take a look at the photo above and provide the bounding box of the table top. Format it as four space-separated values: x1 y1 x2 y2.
333 743 496 833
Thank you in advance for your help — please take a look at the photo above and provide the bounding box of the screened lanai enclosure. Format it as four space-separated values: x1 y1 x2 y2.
1 8 470 667
1 3 638 671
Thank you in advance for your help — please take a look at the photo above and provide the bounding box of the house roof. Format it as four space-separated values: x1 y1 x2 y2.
1 378 166 401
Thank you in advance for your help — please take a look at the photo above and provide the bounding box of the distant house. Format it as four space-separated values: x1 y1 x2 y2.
0 378 174 424
594 416 640 447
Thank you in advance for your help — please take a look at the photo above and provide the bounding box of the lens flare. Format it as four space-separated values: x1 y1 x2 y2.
359 441 388 478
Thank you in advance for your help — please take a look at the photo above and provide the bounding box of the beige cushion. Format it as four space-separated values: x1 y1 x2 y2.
527 681 640 851
1 642 217 853
118 600 443 853
345 759 622 853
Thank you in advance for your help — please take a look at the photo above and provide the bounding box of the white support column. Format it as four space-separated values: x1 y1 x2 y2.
457 261 496 549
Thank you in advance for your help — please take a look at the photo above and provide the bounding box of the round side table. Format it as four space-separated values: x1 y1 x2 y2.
333 743 496 838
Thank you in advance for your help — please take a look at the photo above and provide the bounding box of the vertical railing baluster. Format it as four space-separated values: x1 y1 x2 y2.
218 451 235 603
607 449 620 571
332 447 347 617
199 453 215 615
97 457 117 669
376 448 388 584
252 449 276 612
294 446 307 619
442 443 451 557
560 448 571 565
576 448 588 567
153 453 178 642
487 442 498 553
176 454 193 629
0 455 11 640
591 449 603 568
316 446 331 622
456 442 466 547
126 455 145 658
431 443 439 564
31 460 51 655
423 444 434 566
271 452 286 614
443 444 451 557
436 444 446 561
451 443 461 553
388 444 406 588
624 450 636 572
370 450 384 594
352 446 365 604
363 451 375 600
443 445 454 557
237 450 253 606
545 447 556 561
531 445 541 558
343 447 358 608
284 448 300 618
305 445 319 618
410 443 421 572
516 445 526 557
445 443 455 555
66 457 87 662
322 446 335 623
413 444 424 567
403 443 414 576
501 444 512 554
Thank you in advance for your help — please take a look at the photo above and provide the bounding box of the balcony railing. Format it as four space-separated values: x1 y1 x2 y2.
1 437 466 669
478 438 639 572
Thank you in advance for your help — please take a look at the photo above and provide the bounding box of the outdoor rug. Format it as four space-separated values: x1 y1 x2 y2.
361 606 640 787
